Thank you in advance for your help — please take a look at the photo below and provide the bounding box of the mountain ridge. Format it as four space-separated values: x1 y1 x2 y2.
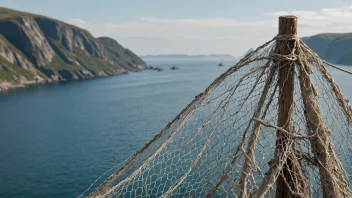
0 7 147 91
302 33 352 65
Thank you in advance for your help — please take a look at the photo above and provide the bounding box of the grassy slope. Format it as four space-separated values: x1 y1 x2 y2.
98 37 146 71
0 35 47 83
45 39 127 75
0 7 38 19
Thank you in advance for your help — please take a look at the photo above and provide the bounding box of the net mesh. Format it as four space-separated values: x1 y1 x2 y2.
86 26 352 198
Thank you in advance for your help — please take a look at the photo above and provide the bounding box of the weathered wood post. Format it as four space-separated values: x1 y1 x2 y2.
275 16 308 198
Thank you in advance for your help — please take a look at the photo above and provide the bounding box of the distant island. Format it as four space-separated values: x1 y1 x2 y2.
141 54 235 60
0 7 147 92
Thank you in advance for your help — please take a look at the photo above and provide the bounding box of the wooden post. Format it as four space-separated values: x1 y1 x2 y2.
275 16 308 198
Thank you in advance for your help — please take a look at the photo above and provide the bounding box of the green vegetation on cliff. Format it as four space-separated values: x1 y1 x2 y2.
0 7 146 91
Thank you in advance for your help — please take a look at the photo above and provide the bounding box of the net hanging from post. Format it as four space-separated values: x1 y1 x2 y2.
87 16 352 198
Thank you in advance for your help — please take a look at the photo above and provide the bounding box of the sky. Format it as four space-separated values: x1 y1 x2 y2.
1 0 352 56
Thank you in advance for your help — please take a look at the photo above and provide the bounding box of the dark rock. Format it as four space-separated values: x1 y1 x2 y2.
170 66 179 70
145 65 164 71
155 67 164 72
145 65 155 70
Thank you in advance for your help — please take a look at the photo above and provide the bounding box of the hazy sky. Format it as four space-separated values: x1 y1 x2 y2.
1 0 352 56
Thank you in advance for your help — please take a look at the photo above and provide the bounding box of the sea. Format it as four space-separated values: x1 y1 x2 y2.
0 59 351 198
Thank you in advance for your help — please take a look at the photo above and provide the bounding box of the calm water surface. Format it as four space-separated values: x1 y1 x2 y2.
0 60 351 198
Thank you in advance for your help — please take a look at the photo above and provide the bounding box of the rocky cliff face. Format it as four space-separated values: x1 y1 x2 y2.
0 7 147 91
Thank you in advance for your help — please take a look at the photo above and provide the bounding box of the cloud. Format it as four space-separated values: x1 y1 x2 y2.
64 4 352 56
65 18 87 28
269 5 352 34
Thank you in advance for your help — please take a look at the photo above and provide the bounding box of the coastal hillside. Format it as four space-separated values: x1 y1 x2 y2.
0 7 146 91
302 33 352 65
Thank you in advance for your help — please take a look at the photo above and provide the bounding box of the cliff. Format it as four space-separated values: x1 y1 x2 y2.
0 7 147 91
302 33 352 65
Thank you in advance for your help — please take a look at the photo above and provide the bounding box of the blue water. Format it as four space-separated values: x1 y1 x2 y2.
0 60 351 198
0 60 235 198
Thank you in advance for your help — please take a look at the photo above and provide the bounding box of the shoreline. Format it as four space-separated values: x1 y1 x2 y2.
0 64 169 93
0 70 134 93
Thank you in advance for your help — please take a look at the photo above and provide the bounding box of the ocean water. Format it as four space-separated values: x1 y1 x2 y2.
0 60 234 198
0 60 351 198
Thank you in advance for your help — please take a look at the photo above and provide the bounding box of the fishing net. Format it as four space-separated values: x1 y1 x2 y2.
87 16 352 198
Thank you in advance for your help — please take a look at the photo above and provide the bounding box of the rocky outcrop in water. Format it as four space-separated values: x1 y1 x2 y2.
145 65 164 72
0 7 147 91
170 66 179 70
